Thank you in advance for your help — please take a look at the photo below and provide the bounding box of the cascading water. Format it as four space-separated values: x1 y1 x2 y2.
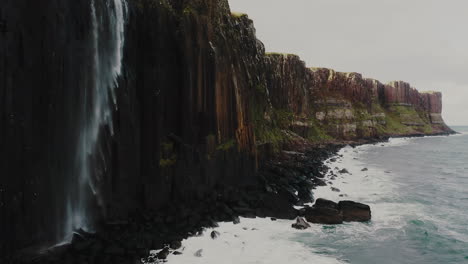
64 0 127 239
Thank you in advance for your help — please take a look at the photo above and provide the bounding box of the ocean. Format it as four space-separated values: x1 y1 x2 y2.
154 126 468 264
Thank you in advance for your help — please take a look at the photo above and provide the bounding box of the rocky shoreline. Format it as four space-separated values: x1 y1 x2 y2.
10 138 364 264
10 131 456 264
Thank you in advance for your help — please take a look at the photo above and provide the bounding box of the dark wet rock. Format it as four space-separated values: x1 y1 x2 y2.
291 217 310 230
297 206 308 217
314 178 327 186
70 232 86 247
339 201 371 222
194 249 203 257
261 193 298 220
361 168 368 171
173 251 183 255
270 218 277 221
210 231 220 239
170 241 182 250
304 207 343 225
314 198 339 210
195 230 204 237
156 248 170 260
233 216 241 225
339 169 350 174
331 187 341 192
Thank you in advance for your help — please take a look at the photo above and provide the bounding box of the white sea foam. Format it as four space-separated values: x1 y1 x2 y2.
153 217 346 264
157 140 414 264
159 136 461 263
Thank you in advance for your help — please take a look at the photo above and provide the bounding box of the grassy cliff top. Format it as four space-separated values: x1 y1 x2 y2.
265 52 299 57
420 91 440 94
231 12 248 18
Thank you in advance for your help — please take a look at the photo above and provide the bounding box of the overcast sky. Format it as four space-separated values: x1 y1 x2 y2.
229 0 468 126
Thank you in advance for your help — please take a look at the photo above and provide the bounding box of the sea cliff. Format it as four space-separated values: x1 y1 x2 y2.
0 0 453 261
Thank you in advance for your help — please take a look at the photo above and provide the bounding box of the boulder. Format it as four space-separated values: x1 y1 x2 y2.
156 248 170 260
314 198 339 210
291 217 310 230
210 231 220 239
261 193 298 220
339 201 371 222
194 249 203 257
170 241 182 250
304 207 343 225
314 178 327 186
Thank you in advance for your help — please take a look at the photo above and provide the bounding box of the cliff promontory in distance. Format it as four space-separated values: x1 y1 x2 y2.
265 53 452 143
0 0 454 261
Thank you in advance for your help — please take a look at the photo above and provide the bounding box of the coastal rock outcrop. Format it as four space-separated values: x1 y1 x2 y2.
305 207 343 225
304 198 371 224
339 201 371 222
291 217 311 230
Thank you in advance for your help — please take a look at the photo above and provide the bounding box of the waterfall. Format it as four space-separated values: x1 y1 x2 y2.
64 0 127 239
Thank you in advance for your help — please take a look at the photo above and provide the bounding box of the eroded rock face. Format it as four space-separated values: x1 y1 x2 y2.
383 82 443 115
310 68 376 107
1 0 266 255
338 201 371 222
305 207 344 225
305 198 371 224
291 217 311 230
314 198 340 210
263 54 453 140
265 54 314 117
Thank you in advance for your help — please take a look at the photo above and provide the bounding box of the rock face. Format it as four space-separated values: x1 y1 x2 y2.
339 201 371 222
0 0 453 258
291 217 311 230
305 199 343 224
305 207 343 225
304 199 371 224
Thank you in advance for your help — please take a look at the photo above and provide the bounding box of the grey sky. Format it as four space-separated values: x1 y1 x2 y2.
229 0 468 126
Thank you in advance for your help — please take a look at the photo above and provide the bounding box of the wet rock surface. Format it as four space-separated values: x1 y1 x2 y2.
339 201 372 222
304 198 371 225
291 217 311 230
13 144 340 264
305 207 344 225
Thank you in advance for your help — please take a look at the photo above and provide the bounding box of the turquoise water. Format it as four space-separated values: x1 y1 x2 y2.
298 126 468 264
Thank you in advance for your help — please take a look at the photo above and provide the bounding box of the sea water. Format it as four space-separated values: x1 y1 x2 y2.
159 126 468 264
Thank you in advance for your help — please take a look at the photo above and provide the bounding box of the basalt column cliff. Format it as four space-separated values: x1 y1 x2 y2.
0 0 453 259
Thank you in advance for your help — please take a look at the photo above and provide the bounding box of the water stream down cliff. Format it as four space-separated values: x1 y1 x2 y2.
0 0 454 259
64 0 127 238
